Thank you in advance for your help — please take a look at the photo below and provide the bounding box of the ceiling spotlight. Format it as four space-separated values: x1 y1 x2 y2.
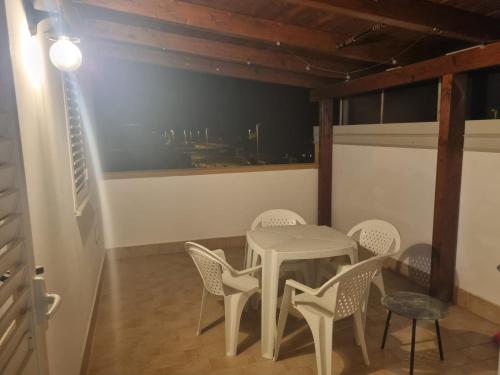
276 41 281 46
216 67 221 72
345 73 351 81
49 36 82 72
246 60 252 65
305 65 311 71
391 57 397 65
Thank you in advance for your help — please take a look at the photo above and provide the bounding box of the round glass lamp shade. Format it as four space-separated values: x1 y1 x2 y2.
49 37 82 72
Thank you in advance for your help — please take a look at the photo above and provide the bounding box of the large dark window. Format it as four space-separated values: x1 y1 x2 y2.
383 80 438 123
467 67 500 120
346 92 381 124
342 81 438 125
92 58 315 172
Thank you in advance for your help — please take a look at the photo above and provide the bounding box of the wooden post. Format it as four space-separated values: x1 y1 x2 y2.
430 73 467 302
318 99 333 226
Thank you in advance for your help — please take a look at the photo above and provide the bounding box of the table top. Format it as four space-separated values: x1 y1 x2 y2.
381 291 448 320
246 224 356 254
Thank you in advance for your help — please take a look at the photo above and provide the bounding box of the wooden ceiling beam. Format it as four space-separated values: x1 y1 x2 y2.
88 40 337 88
312 41 500 99
285 0 500 43
75 0 396 63
85 19 353 79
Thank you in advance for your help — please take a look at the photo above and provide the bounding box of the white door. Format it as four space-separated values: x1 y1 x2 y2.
0 4 59 374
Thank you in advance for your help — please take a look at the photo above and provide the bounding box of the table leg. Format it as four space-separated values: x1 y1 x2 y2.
435 320 444 360
261 252 281 359
410 319 417 375
381 310 392 349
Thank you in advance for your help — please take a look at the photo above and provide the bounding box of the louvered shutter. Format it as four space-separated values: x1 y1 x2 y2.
0 2 48 372
0 98 37 375
63 73 89 213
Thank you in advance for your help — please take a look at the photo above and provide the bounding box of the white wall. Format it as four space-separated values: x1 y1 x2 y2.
332 142 500 307
458 151 500 306
103 168 318 248
6 2 105 375
332 144 436 255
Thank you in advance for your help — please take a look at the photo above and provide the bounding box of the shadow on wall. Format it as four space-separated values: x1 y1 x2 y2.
395 243 432 290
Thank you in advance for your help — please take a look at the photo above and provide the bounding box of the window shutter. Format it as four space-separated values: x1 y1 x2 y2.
63 73 89 214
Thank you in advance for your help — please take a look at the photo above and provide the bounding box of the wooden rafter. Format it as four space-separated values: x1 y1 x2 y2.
89 40 336 88
312 41 500 99
285 0 500 43
85 19 350 79
76 0 404 64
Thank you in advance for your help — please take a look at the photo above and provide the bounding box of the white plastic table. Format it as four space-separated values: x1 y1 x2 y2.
246 224 358 359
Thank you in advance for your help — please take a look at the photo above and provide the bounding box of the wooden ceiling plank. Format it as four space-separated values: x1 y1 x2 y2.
85 19 351 78
285 0 500 43
75 0 396 63
90 40 336 88
312 41 500 99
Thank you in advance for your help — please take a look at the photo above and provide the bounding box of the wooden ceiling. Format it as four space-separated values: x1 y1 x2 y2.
71 0 500 88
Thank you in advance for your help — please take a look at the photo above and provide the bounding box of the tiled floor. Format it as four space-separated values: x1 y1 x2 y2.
86 248 500 375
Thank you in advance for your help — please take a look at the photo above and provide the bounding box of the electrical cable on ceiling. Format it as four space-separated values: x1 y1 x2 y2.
259 30 431 80
270 35 429 80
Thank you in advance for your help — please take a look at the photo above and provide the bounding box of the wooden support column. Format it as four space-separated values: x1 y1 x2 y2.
430 73 467 302
317 99 333 226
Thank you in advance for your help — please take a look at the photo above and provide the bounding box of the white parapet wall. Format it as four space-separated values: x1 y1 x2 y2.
101 166 318 248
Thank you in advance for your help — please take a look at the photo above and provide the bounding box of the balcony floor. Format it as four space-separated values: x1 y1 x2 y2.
85 247 499 375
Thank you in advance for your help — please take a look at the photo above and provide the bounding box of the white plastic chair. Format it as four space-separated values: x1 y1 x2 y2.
245 209 310 283
275 255 388 375
185 241 261 356
317 219 401 297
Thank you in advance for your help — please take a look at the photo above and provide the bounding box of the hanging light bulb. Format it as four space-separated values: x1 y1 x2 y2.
49 36 82 72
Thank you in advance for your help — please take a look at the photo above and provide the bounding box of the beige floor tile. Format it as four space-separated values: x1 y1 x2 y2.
86 248 500 375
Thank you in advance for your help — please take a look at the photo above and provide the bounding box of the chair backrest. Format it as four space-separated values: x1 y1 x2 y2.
347 219 401 256
318 256 387 320
251 209 306 230
184 242 227 296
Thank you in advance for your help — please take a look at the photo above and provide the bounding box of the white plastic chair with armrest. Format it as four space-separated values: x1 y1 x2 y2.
275 255 388 375
185 241 261 356
317 219 401 297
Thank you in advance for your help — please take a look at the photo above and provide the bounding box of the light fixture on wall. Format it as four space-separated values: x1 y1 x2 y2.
23 0 83 72
49 36 82 72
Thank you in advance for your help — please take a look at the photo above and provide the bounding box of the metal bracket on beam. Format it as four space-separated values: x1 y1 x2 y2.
336 23 385 50
22 0 57 35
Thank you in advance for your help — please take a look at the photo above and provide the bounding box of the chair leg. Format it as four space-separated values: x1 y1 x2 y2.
410 319 417 375
274 286 292 361
381 310 392 349
435 320 444 360
197 289 208 336
304 313 334 375
354 310 370 366
224 292 252 356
